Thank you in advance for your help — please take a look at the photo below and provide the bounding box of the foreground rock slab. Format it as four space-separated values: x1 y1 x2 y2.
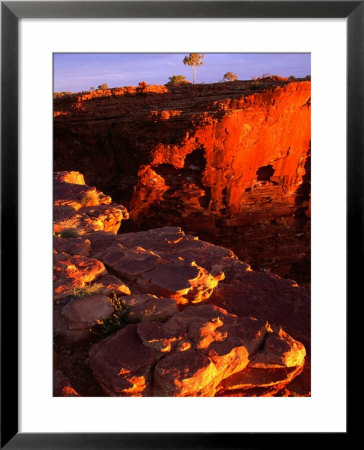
53 172 129 235
53 172 310 397
89 304 305 397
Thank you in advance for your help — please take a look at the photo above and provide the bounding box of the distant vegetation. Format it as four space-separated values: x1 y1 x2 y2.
167 75 189 85
71 283 103 298
183 53 205 84
53 70 311 100
93 294 139 336
223 72 238 82
53 91 72 99
253 73 274 80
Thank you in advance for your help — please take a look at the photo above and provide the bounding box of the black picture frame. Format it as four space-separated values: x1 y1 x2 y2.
1 1 357 448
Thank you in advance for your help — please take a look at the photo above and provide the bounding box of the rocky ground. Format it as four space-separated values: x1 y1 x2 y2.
53 172 310 397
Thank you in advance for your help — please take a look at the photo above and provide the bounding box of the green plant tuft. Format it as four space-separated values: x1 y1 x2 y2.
70 283 103 298
92 294 138 336
59 228 79 238
80 190 99 207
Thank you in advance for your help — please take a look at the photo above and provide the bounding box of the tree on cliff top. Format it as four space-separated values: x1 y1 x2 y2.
98 83 109 90
167 75 190 85
183 53 204 84
223 72 238 82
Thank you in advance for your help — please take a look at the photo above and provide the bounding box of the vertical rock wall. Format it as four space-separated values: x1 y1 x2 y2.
54 80 311 283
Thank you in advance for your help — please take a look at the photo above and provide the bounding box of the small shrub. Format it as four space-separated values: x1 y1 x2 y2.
98 83 109 90
53 91 72 99
167 75 189 85
92 294 139 336
59 228 79 238
70 283 103 298
223 72 238 82
289 75 296 80
80 190 99 207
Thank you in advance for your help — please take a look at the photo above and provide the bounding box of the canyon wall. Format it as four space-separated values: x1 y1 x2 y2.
53 173 310 397
54 80 311 284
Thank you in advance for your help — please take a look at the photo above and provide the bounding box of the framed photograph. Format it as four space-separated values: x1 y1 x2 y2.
2 1 357 448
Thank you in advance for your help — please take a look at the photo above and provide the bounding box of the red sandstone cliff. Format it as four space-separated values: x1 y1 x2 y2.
54 80 311 283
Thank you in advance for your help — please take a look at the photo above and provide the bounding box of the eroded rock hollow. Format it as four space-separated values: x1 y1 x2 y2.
54 80 311 284
54 79 311 397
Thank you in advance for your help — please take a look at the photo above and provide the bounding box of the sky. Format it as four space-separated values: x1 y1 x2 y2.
53 53 311 93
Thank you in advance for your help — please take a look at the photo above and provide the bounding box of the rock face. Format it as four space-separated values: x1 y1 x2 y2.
55 294 114 344
89 304 306 397
54 80 311 283
53 251 107 302
54 171 129 235
83 225 309 396
54 179 310 394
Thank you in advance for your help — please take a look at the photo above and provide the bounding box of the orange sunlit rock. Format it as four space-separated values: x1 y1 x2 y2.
88 302 305 397
53 172 129 234
54 171 85 185
54 167 310 397
53 252 107 302
54 80 311 283
89 324 159 396
53 370 80 396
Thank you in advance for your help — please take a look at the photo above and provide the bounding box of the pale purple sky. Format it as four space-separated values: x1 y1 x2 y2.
54 53 311 92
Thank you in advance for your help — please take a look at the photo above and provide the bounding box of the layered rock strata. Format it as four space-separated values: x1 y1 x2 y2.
54 80 311 283
54 171 129 235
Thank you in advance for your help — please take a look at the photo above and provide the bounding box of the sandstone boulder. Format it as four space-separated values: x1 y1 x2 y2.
97 274 131 296
53 171 129 235
53 370 80 396
96 244 161 279
122 294 178 322
138 260 223 304
55 294 114 344
89 324 159 396
53 235 91 257
54 171 85 185
53 252 107 302
89 303 304 397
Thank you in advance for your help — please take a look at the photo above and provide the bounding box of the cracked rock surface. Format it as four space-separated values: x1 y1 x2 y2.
53 171 309 397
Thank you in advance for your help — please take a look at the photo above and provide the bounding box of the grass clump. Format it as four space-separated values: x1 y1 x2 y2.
59 228 79 238
92 294 139 336
80 190 99 207
70 282 103 298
